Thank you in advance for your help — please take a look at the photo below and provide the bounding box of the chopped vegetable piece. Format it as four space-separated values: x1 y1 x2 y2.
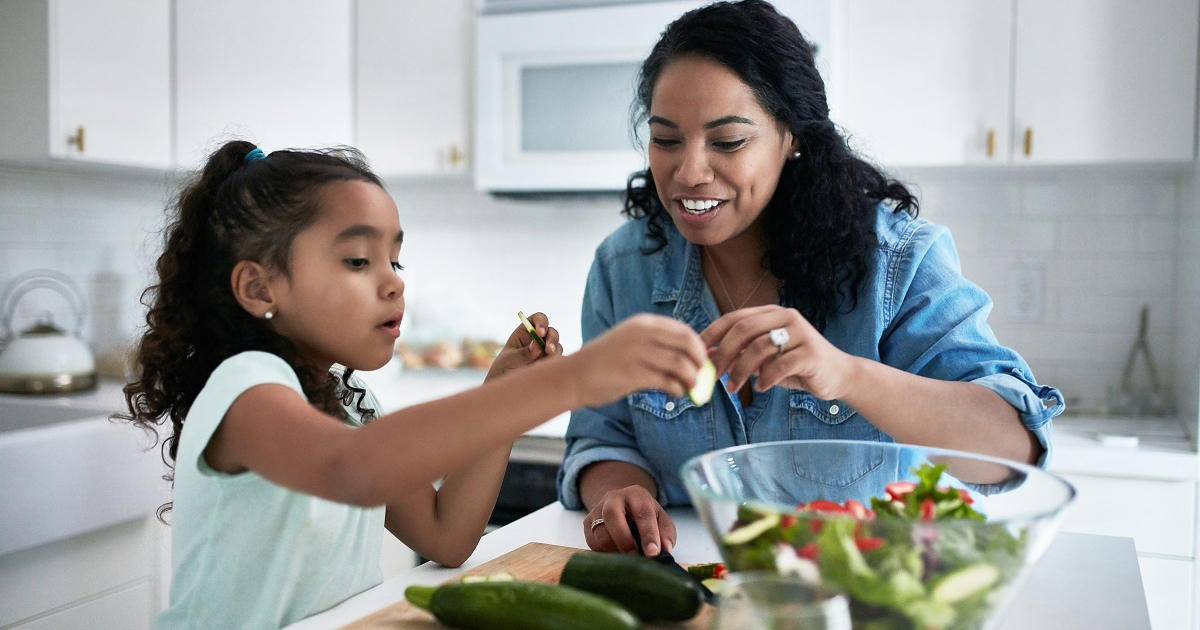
517 311 546 350
722 511 781 545
688 359 717 406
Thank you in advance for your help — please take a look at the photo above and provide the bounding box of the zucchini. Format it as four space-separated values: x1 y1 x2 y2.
559 552 704 622
405 581 641 630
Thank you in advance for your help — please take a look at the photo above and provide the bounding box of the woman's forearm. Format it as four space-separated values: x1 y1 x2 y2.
841 357 1040 466
578 460 659 511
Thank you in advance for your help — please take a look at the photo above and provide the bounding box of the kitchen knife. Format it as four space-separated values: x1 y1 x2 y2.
627 519 716 604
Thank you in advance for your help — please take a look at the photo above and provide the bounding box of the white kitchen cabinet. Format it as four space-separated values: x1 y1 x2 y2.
0 517 162 630
15 580 154 630
832 0 1199 167
1138 556 1195 630
1049 420 1199 630
0 0 171 170
174 0 354 169
831 0 1012 166
356 0 473 177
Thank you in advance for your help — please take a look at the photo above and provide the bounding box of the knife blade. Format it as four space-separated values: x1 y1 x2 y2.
627 519 716 604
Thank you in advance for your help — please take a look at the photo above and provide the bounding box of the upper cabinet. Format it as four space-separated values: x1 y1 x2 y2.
174 0 354 169
1013 0 1199 164
832 0 1199 167
356 0 473 177
0 0 171 170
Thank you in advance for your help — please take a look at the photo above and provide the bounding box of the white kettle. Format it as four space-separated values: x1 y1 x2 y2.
0 270 96 394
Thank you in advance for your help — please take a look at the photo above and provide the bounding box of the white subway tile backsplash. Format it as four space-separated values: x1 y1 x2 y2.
0 163 1191 414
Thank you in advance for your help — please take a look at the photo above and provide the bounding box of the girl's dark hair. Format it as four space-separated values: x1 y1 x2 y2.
118 140 382 518
624 0 918 331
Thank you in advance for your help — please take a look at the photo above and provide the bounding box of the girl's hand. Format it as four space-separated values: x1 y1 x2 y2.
485 311 561 381
583 484 676 556
701 305 859 400
570 314 708 408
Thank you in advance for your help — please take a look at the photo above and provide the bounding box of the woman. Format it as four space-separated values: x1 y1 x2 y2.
556 0 1063 558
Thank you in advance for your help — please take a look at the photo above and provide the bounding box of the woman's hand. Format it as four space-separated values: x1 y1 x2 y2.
583 484 677 556
485 311 561 382
701 304 860 400
568 313 708 408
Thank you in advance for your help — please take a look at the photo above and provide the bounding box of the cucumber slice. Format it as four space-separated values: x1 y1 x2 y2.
930 563 1000 603
688 359 717 406
722 511 781 545
517 311 547 349
461 571 516 583
701 578 723 594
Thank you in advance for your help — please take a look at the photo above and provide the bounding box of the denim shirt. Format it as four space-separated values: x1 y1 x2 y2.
557 205 1063 509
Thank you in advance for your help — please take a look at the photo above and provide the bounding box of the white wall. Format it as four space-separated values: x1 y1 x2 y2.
0 163 1187 418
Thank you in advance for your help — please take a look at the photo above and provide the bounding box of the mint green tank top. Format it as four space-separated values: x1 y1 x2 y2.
157 351 385 630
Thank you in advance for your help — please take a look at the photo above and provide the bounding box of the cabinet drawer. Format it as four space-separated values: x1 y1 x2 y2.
1138 556 1195 630
15 579 152 630
1057 474 1196 558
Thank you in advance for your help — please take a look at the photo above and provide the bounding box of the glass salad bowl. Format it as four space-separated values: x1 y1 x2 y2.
681 440 1075 630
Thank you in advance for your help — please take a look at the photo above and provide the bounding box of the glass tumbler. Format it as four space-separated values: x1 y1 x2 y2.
709 571 852 630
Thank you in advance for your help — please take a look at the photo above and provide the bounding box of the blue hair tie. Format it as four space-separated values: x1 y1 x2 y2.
244 148 266 164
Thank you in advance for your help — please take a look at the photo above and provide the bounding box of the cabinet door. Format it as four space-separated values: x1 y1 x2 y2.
52 0 171 169
356 0 472 176
1013 0 1199 164
832 0 1012 167
1138 556 1195 630
175 0 354 168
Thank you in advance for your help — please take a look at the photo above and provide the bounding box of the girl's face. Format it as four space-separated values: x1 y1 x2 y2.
267 180 405 372
647 55 796 249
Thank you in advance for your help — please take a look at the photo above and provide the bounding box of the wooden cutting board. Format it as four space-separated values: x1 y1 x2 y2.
337 542 716 630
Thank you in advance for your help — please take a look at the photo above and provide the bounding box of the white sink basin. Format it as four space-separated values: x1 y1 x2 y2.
0 397 167 555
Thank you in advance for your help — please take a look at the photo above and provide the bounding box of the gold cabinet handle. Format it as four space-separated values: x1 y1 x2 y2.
66 126 85 153
1023 128 1033 157
448 143 463 168
986 129 995 158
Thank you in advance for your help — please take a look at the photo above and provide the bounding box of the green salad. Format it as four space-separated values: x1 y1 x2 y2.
719 464 1027 630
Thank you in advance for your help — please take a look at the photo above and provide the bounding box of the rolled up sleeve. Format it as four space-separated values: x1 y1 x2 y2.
881 221 1064 476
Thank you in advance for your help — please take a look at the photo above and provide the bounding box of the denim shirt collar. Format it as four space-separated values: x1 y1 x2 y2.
652 226 718 331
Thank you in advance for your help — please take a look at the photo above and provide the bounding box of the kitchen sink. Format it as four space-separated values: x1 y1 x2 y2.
0 395 166 556
0 398 116 433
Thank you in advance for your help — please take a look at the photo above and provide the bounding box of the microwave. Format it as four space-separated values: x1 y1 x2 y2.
474 1 706 192
474 0 833 193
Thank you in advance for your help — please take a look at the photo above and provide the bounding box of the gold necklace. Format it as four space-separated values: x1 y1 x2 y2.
708 256 770 312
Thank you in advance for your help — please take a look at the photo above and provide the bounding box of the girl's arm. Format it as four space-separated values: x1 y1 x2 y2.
205 314 709 523
380 442 511 567
380 318 556 567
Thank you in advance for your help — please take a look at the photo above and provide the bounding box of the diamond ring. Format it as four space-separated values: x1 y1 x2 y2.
589 517 605 532
768 327 790 355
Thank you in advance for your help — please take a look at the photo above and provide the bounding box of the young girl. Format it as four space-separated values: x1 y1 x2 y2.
121 140 709 630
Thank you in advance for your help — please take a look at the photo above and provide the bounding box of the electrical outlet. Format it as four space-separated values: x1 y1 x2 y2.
1006 266 1044 323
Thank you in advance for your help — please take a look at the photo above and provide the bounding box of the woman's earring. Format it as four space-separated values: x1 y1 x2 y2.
264 311 274 320
791 150 802 159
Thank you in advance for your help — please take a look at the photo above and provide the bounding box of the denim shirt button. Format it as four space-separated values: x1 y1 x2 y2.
829 404 840 415
664 401 675 412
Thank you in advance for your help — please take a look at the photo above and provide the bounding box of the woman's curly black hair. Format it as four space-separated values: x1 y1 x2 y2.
118 140 381 519
624 0 918 332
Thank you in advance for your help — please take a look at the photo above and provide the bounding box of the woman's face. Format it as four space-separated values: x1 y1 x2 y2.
648 55 796 248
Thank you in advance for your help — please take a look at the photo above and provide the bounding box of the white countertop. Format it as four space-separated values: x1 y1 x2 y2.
285 503 1151 630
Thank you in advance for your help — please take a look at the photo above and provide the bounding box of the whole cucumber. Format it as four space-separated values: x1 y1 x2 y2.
559 552 704 621
404 581 642 630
